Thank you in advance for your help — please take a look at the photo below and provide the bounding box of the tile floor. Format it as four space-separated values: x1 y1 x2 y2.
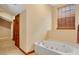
0 39 24 55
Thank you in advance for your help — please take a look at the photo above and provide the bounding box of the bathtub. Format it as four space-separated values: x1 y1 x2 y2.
34 40 79 55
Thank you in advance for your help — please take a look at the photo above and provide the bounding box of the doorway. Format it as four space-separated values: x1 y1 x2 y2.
13 14 20 47
77 25 79 43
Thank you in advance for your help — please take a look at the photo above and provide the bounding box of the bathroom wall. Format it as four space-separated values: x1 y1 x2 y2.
20 10 27 52
20 4 52 52
19 4 79 53
0 18 11 39
26 4 52 52
49 4 79 43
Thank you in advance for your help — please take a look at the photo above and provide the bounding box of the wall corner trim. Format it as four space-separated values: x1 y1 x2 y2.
17 46 35 55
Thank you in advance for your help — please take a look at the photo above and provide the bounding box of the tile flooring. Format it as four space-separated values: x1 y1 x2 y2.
0 39 24 55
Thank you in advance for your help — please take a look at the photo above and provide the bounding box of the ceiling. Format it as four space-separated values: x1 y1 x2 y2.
0 4 25 16
0 4 25 22
0 4 57 22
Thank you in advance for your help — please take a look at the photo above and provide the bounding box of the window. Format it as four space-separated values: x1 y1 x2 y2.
57 5 75 29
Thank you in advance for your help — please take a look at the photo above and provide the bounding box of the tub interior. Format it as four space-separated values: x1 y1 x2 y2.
34 40 79 55
41 40 73 53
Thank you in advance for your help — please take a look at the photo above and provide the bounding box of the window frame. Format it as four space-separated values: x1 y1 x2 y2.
57 5 75 30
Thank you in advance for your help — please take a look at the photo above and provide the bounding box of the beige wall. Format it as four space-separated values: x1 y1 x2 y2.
20 4 79 53
0 12 14 22
49 4 79 43
20 10 27 52
26 4 52 52
20 4 52 52
0 12 14 40
0 18 11 39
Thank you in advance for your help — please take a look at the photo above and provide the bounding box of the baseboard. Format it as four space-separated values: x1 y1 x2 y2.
18 47 35 55
26 50 35 55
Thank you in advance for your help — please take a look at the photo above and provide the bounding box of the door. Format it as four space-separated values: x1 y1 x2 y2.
77 25 79 43
13 14 20 47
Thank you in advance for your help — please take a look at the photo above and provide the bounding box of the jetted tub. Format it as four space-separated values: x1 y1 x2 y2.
34 40 79 55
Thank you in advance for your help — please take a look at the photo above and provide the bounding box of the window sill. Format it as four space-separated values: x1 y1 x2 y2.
57 28 75 30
